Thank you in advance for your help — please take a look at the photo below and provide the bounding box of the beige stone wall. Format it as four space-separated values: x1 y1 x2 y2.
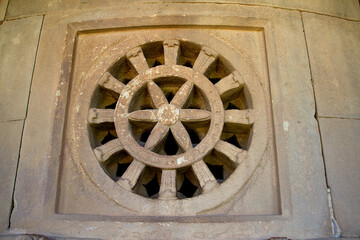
0 1 359 239
302 12 360 237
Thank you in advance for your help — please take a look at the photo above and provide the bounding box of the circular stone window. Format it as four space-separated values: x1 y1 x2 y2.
83 39 267 208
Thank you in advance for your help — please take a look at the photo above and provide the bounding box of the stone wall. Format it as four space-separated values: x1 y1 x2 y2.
0 1 359 239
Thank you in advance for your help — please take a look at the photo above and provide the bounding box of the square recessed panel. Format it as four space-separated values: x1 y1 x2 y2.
57 27 280 217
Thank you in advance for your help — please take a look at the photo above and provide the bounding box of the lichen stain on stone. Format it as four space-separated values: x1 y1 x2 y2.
283 121 289 132
177 156 186 165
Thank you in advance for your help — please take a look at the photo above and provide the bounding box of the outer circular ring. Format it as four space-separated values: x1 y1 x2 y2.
70 33 269 215
114 65 224 169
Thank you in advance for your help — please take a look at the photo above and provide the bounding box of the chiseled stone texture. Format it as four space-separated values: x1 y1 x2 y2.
0 16 43 121
0 120 23 232
319 118 360 237
5 0 360 20
0 0 9 21
302 13 360 119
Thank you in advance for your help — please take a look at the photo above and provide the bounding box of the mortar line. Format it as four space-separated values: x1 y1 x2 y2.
7 15 45 229
318 115 360 121
5 13 45 22
0 119 25 123
0 0 10 23
300 12 341 237
4 0 10 18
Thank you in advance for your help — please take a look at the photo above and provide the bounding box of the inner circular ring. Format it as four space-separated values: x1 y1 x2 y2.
114 65 224 169
157 104 180 126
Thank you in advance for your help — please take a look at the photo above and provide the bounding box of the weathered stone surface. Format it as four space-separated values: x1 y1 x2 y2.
302 13 360 119
5 0 360 20
10 4 330 239
0 16 43 121
0 0 8 21
319 118 360 237
0 120 23 232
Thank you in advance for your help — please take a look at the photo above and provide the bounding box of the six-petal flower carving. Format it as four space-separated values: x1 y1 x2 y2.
128 80 211 152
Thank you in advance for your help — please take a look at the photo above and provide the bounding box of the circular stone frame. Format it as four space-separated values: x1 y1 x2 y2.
69 33 269 215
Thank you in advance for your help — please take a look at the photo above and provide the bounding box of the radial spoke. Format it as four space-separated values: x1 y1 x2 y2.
170 81 194 108
192 160 218 192
98 71 125 94
126 47 149 74
158 169 177 199
118 160 145 191
192 46 218 75
144 122 169 150
163 40 180 66
224 109 254 133
214 140 246 165
147 81 168 108
88 108 115 125
170 121 192 151
128 109 158 123
215 71 244 101
94 139 124 163
179 109 211 123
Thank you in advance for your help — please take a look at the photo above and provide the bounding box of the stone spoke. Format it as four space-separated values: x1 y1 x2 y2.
94 139 124 163
224 110 254 133
192 160 218 192
163 40 180 66
144 122 169 150
118 160 145 191
88 108 115 125
170 81 194 108
170 121 192 151
158 169 177 199
126 47 149 74
128 109 158 123
179 109 211 123
215 71 244 101
192 46 218 75
98 71 125 94
147 81 168 108
214 140 246 165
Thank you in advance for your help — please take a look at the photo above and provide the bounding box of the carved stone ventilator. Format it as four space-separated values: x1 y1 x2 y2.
88 40 261 201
